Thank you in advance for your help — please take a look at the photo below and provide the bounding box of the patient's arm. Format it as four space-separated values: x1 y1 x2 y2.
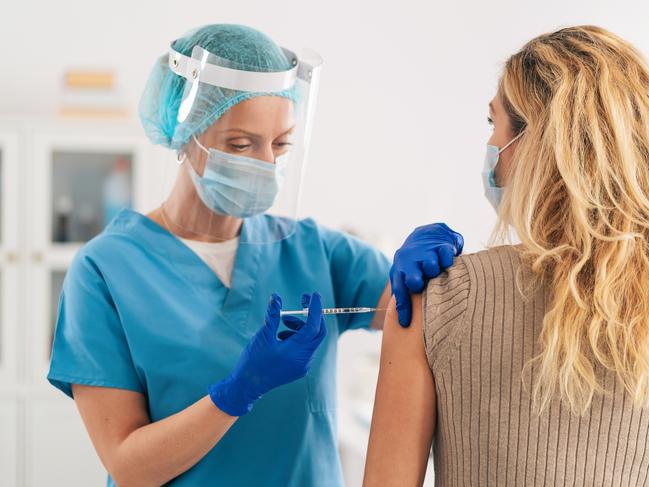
363 295 436 487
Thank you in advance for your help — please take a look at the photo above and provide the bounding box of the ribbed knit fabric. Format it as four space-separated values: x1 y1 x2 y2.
423 245 649 486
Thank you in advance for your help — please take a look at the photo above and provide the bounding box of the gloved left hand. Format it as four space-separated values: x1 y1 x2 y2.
390 223 464 327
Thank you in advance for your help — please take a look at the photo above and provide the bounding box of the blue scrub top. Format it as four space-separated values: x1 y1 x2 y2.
48 209 390 487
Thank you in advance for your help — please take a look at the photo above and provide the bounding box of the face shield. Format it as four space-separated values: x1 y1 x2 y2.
159 41 322 244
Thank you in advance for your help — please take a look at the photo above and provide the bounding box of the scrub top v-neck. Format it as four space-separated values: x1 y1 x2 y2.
48 209 390 487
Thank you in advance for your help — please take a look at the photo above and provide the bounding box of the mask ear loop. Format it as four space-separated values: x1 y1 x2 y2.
492 131 525 189
498 130 525 154
192 134 210 154
178 134 209 165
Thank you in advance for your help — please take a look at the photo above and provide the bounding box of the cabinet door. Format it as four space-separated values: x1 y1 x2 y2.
29 265 67 384
0 398 18 487
31 132 144 248
0 132 20 384
26 394 106 486
27 131 147 384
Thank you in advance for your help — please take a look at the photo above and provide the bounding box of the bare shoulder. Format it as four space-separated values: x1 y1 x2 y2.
382 295 426 359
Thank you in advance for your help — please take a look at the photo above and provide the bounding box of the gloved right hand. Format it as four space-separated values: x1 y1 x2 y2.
208 292 327 416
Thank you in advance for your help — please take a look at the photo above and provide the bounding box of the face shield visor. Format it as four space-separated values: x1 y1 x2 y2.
160 41 322 244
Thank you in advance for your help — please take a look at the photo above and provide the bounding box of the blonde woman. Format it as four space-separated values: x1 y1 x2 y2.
364 25 649 486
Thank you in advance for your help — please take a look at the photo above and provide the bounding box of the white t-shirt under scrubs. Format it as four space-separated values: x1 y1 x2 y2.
180 237 240 288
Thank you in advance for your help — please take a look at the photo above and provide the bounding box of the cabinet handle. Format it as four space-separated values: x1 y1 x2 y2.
6 251 18 263
33 252 44 263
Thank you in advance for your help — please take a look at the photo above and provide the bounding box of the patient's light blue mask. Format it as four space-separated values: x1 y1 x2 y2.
481 131 525 211
188 135 287 218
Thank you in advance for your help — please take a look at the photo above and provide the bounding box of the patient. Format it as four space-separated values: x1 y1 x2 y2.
364 25 649 486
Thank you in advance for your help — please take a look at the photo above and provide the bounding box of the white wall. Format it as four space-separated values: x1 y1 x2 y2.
3 0 648 253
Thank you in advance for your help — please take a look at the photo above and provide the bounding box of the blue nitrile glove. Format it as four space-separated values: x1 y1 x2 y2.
279 293 316 340
390 223 464 327
208 292 327 416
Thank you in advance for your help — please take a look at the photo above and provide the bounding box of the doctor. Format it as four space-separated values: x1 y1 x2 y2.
48 24 463 487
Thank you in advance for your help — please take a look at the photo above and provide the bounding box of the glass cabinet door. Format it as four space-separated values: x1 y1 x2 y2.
29 130 148 383
31 131 147 251
51 151 134 244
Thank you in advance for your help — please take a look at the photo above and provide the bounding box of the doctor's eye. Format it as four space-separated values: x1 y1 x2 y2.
273 141 293 154
229 144 251 152
487 116 494 127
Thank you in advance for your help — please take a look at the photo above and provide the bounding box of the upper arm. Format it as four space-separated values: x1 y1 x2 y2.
363 295 435 487
320 223 391 332
72 385 150 471
369 283 391 330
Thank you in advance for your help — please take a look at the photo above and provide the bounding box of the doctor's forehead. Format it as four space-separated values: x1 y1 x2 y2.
217 97 294 130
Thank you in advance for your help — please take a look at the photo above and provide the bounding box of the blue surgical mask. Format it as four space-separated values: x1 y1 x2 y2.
481 131 525 211
187 135 287 218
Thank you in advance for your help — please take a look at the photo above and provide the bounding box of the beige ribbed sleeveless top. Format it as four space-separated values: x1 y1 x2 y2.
423 245 649 486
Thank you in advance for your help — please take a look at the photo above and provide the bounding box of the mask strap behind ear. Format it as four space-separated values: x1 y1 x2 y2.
192 134 209 154
499 130 525 154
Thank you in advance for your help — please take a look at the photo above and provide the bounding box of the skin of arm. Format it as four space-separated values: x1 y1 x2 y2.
363 295 436 487
370 282 392 330
72 385 238 487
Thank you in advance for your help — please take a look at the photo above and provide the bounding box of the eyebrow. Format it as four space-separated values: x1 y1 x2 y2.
488 101 495 113
221 127 296 138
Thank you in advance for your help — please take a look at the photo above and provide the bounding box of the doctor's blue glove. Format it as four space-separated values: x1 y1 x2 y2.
278 293 313 340
208 292 327 416
390 223 464 328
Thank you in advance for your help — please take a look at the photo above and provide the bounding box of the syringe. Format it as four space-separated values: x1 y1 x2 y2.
280 307 378 317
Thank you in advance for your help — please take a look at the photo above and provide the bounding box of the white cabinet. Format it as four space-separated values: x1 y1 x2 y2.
26 128 149 385
26 395 106 486
0 131 19 385
0 118 158 487
0 398 18 487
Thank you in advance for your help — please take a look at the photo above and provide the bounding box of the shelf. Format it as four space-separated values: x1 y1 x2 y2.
43 243 83 267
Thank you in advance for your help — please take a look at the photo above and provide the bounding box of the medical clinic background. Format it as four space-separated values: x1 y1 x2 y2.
0 0 647 486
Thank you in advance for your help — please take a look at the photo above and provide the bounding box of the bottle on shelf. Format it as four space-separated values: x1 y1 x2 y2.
53 195 73 243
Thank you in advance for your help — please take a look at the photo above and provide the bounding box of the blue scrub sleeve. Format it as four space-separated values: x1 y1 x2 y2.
47 252 144 398
320 225 391 332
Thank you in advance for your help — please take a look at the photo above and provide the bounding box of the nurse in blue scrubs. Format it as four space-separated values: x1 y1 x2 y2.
47 25 463 487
